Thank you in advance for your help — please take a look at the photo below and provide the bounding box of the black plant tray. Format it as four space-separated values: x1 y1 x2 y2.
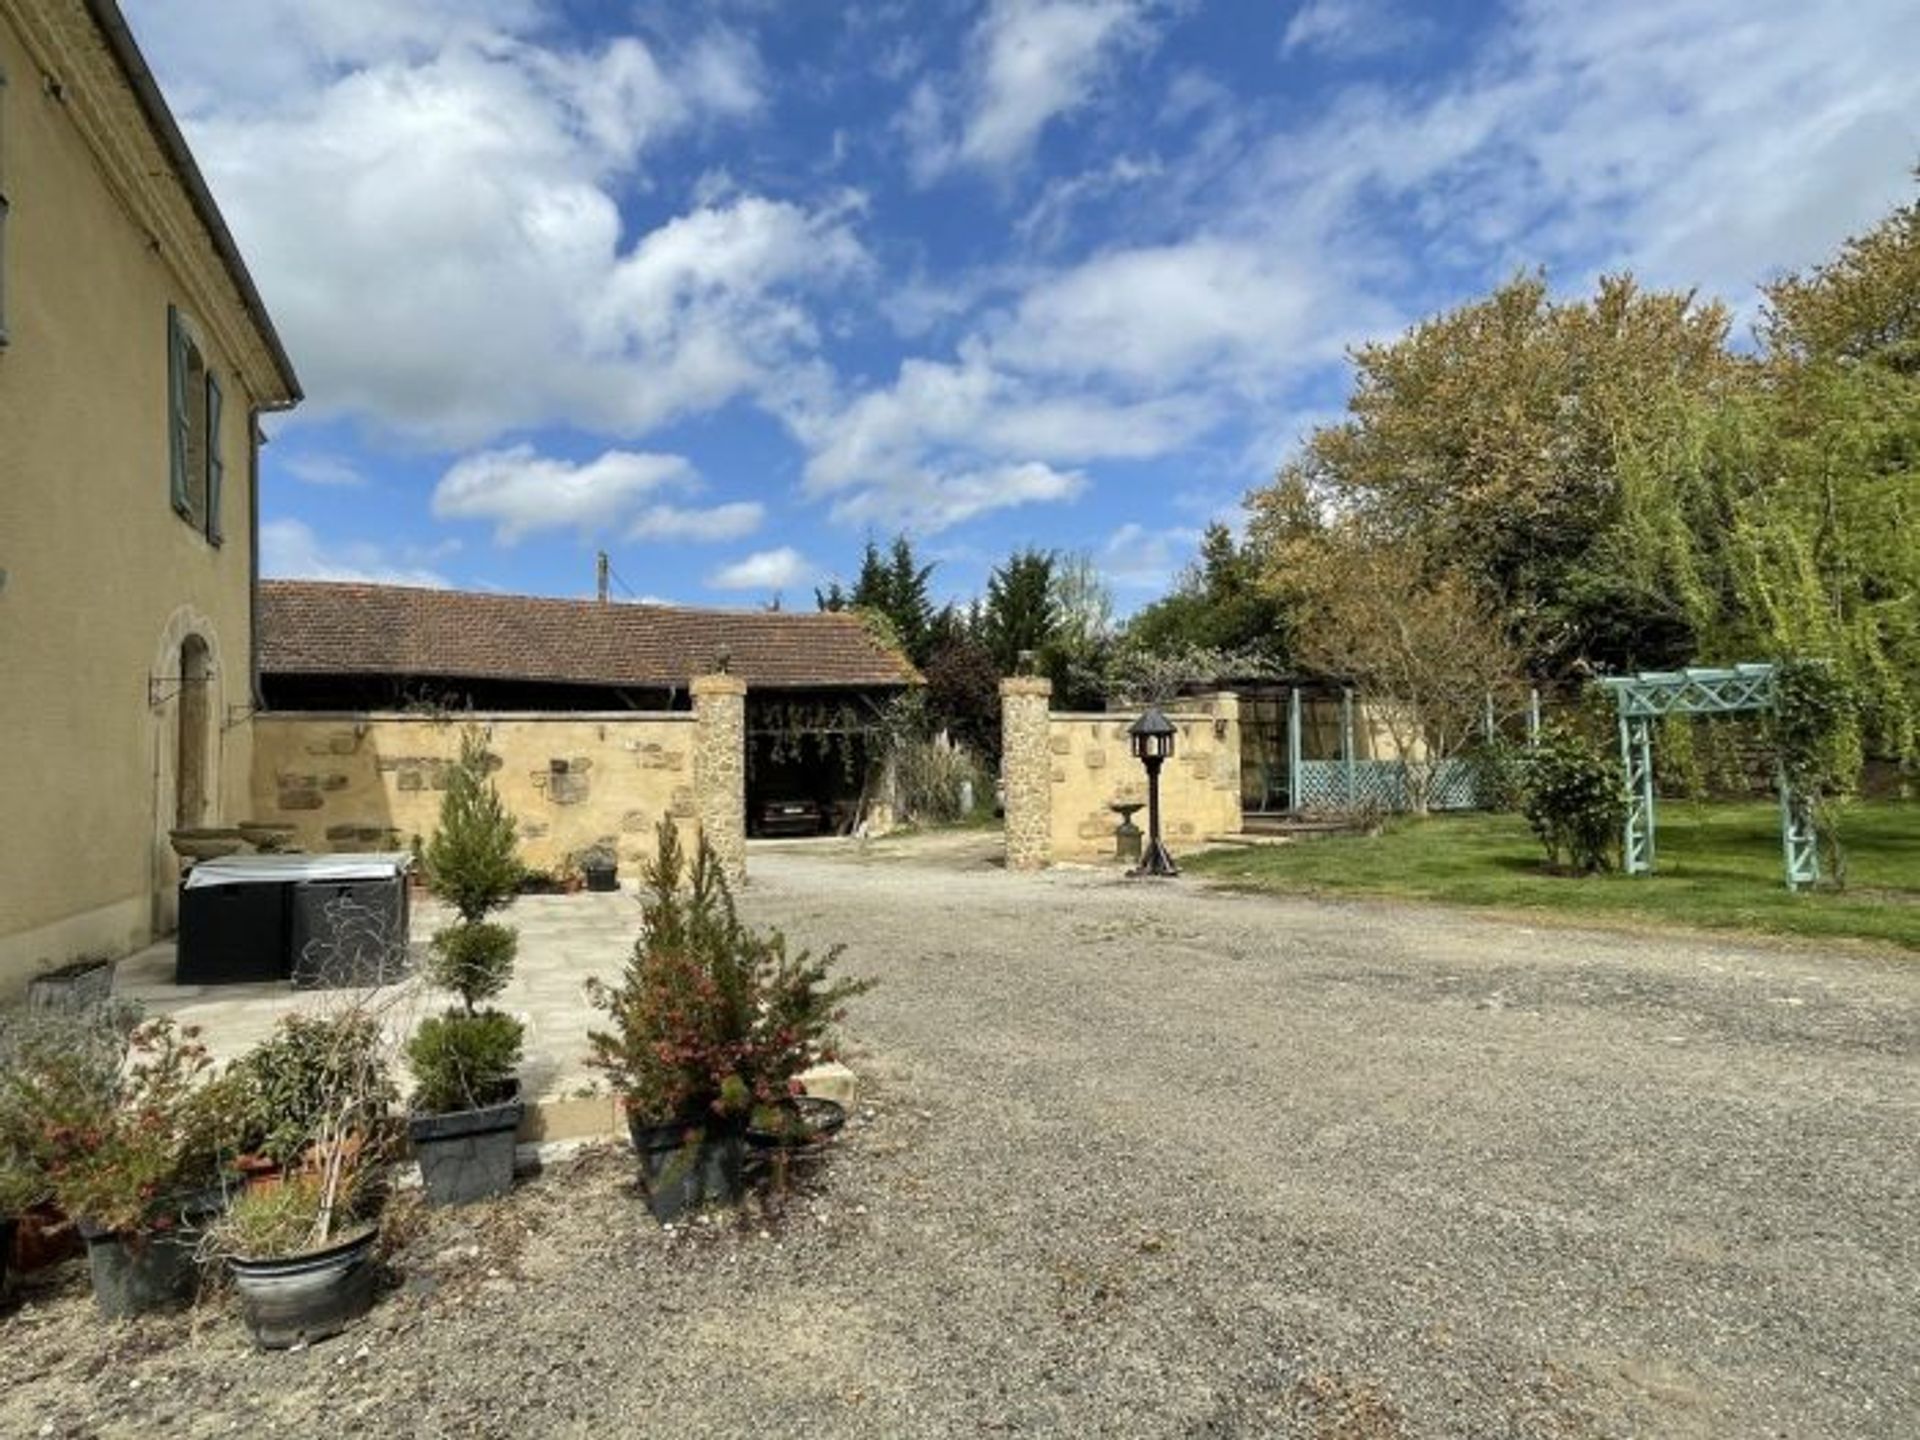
745 1096 847 1153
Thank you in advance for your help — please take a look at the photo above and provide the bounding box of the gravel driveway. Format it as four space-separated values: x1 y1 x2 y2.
6 833 1916 1438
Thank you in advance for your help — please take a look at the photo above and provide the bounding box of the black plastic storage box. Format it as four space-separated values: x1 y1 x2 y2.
175 880 290 985
290 876 410 990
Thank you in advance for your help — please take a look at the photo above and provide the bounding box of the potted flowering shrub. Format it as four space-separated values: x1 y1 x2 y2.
586 819 872 1221
204 1010 396 1349
406 729 526 1206
7 1017 233 1316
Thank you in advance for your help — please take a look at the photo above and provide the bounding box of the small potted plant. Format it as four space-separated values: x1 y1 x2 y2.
204 1011 396 1350
579 844 618 893
406 729 526 1206
586 819 872 1222
11 1017 233 1316
225 1011 397 1185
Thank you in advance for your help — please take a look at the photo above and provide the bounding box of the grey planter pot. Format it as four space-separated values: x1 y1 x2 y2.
81 1224 203 1318
26 958 115 1012
409 1085 523 1207
629 1115 747 1222
229 1225 379 1350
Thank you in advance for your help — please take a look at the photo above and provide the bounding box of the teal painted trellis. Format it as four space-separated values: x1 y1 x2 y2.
1595 664 1818 891
1282 684 1494 814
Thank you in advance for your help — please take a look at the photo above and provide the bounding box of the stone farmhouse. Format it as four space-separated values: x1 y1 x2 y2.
0 0 301 990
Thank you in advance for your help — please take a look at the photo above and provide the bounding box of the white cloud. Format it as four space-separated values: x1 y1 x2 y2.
1099 520 1199 592
988 239 1345 387
261 518 450 587
789 353 1203 531
627 501 765 542
134 7 866 449
1281 0 1429 59
706 546 812 592
1246 0 1920 320
281 453 366 487
906 0 1157 180
829 461 1090 531
432 445 696 542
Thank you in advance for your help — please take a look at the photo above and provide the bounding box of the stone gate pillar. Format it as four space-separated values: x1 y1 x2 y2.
692 672 747 883
1000 676 1053 871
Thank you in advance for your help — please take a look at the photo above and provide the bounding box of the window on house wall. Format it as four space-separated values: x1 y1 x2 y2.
167 305 224 543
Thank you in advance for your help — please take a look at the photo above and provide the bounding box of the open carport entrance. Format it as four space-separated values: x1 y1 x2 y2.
746 694 891 838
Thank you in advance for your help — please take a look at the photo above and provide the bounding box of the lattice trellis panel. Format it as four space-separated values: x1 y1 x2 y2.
1597 664 1776 717
1293 760 1481 814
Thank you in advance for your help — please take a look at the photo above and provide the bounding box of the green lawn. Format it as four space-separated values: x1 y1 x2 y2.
1186 801 1920 953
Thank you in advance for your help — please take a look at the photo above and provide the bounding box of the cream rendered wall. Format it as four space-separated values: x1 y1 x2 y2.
1046 696 1244 862
0 13 264 990
251 715 702 876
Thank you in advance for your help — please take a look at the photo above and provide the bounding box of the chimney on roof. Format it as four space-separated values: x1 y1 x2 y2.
596 551 609 604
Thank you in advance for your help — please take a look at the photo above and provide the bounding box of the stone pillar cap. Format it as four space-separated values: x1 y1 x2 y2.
1000 676 1053 697
691 673 748 696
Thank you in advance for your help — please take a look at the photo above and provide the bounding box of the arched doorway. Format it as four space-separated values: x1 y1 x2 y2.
176 634 212 828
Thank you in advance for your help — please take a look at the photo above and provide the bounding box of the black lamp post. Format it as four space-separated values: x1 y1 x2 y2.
1127 706 1179 877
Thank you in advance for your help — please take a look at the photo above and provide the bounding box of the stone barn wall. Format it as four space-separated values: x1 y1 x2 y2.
251 712 704 876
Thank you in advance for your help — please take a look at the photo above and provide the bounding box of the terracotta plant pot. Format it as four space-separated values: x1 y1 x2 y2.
12 1204 83 1272
233 1154 286 1194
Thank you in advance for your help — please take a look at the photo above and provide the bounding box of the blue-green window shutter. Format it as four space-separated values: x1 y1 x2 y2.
205 371 224 545
167 305 190 516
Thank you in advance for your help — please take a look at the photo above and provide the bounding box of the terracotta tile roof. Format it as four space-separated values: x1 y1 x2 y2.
259 581 920 692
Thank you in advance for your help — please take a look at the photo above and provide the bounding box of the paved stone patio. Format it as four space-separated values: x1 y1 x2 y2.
117 887 646 1137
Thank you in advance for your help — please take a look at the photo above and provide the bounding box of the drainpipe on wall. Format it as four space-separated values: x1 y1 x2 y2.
249 410 263 710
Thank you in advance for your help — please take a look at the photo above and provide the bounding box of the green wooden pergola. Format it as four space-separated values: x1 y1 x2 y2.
1595 664 1818 891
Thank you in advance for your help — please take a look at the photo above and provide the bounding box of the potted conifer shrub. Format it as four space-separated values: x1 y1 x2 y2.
586 819 872 1222
405 730 526 1206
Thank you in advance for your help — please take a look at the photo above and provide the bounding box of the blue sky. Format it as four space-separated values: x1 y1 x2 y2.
128 0 1920 612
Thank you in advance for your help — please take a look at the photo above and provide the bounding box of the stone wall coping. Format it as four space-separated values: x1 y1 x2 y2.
690 674 749 697
1048 710 1224 723
1000 677 1054 697
256 710 695 723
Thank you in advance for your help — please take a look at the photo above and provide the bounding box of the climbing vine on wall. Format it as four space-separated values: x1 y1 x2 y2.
1767 659 1864 885
747 700 884 784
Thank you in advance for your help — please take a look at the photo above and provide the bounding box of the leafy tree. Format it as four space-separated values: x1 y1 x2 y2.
983 547 1059 676
820 534 937 668
1248 272 1740 677
879 535 936 667
1762 179 1919 372
1127 522 1289 661
923 631 1003 762
1289 535 1524 814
